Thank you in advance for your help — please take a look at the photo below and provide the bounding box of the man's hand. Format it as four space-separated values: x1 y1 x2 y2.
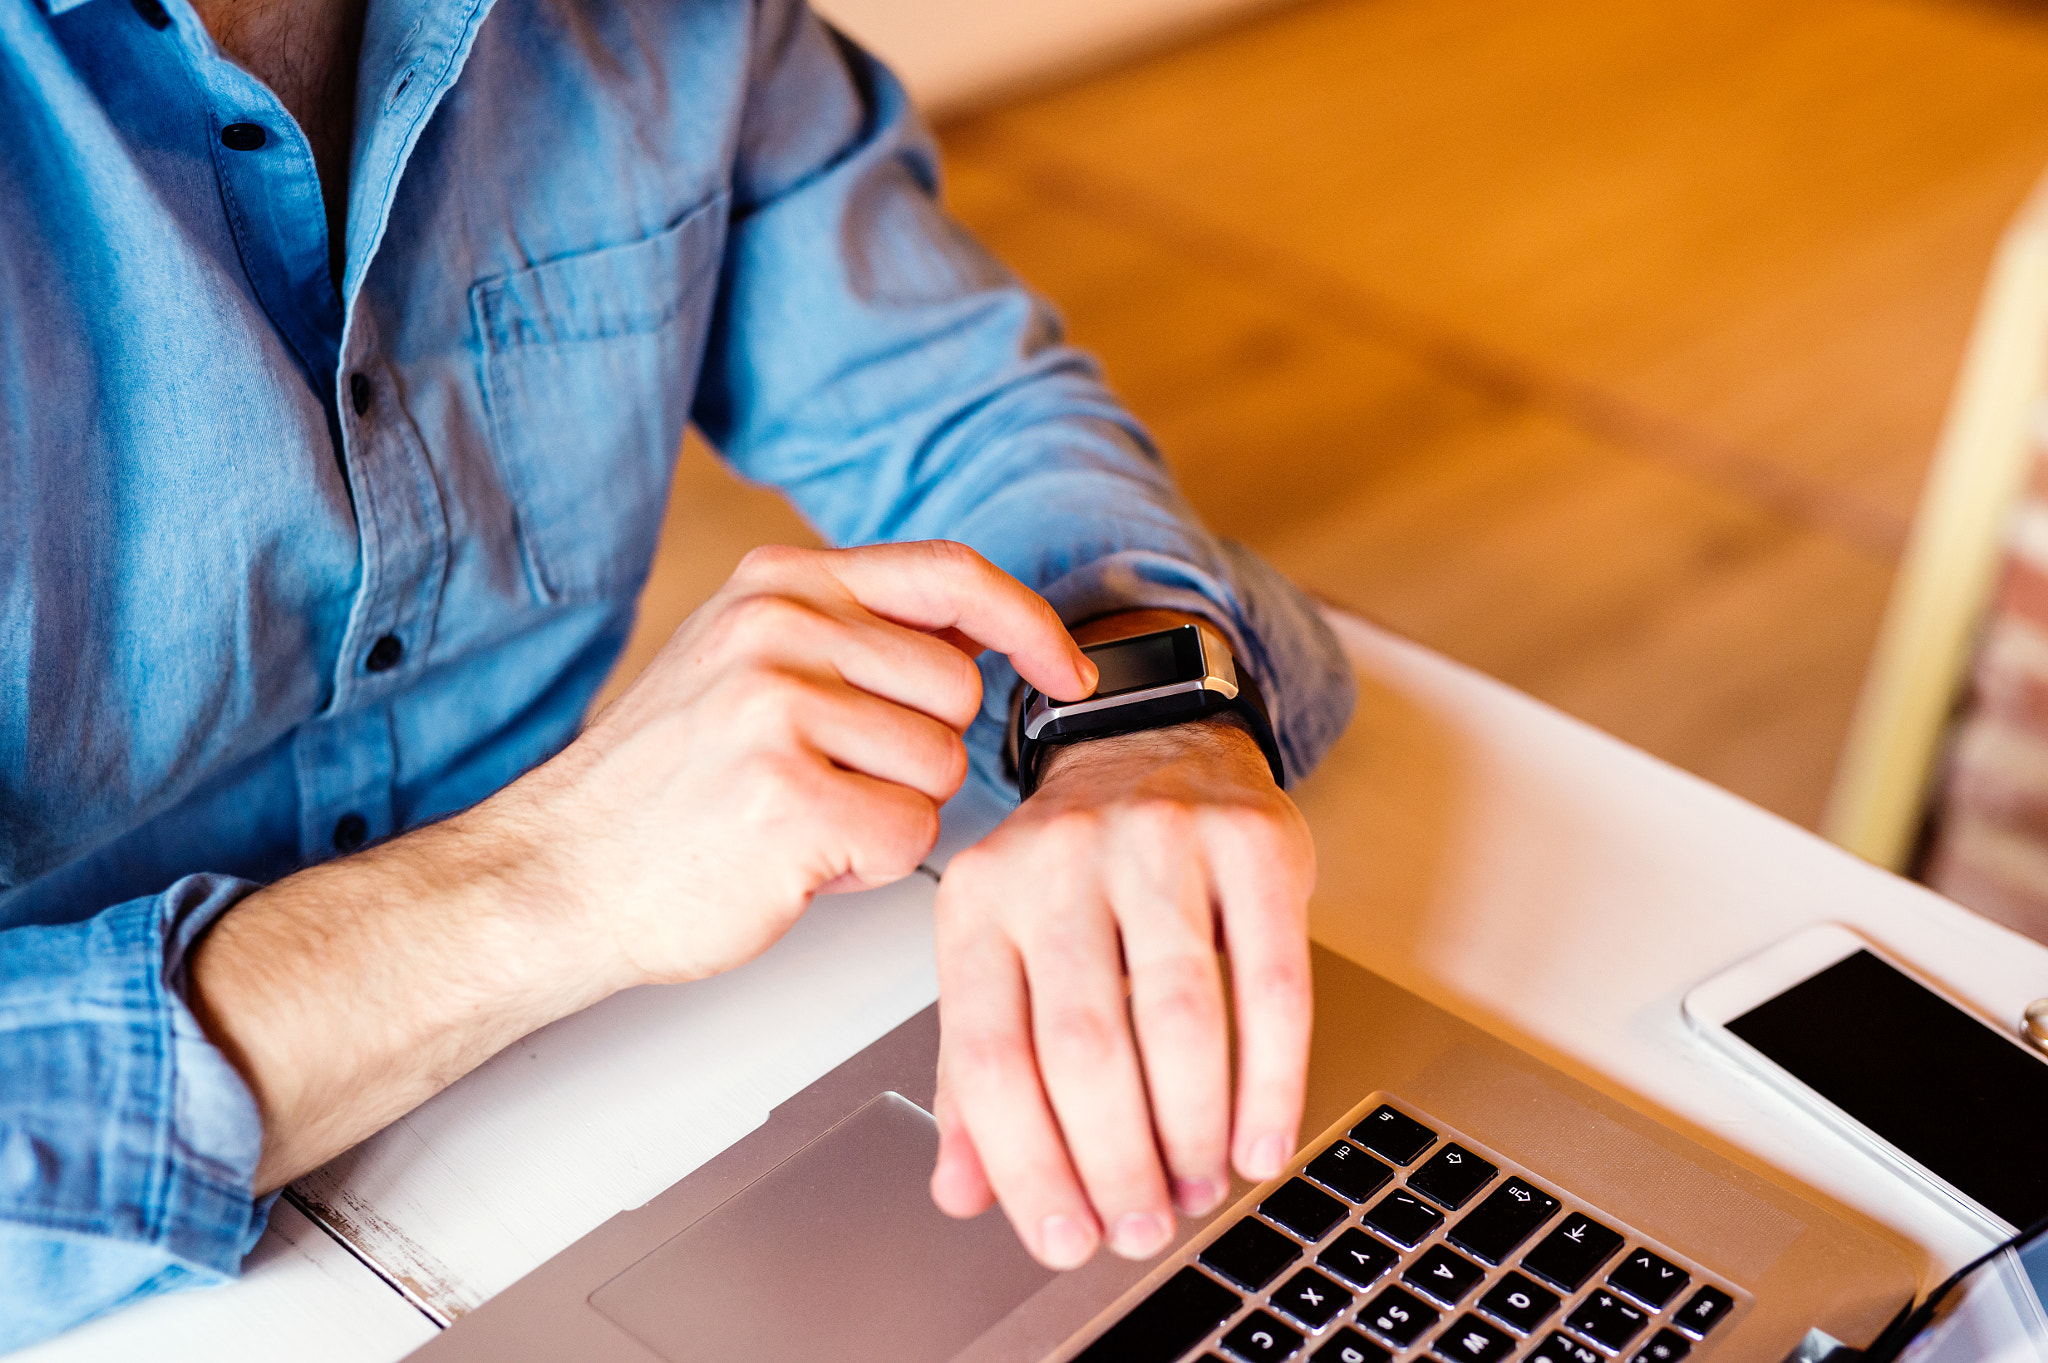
526 541 1096 985
191 541 1097 1191
929 615 1315 1270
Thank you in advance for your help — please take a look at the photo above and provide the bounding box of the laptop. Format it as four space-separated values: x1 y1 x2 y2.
395 889 1937 1363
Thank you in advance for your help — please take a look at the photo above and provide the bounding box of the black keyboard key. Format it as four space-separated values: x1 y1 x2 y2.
1673 1285 1735 1337
1530 1331 1603 1363
1363 1189 1444 1247
1407 1143 1498 1210
1351 1105 1436 1164
1477 1271 1560 1333
1305 1140 1395 1203
1432 1314 1515 1363
1200 1217 1302 1291
1360 1285 1440 1347
1403 1245 1486 1306
1567 1289 1649 1351
1314 1327 1393 1363
1272 1268 1351 1330
1222 1309 1304 1362
1520 1214 1624 1291
1073 1265 1239 1363
1631 1328 1693 1362
1261 1178 1347 1243
1447 1178 1559 1264
1609 1247 1689 1310
1318 1228 1398 1289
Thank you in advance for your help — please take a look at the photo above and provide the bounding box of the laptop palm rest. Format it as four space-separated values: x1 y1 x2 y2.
589 1090 1055 1362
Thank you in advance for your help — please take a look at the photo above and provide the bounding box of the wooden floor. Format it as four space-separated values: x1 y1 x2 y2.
609 0 2048 830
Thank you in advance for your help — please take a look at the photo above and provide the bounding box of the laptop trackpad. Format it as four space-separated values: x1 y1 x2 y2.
590 1091 1056 1363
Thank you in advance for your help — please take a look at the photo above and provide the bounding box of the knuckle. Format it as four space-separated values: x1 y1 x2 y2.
920 539 981 574
1243 956 1313 1018
938 844 988 892
735 543 808 580
1025 908 1097 968
713 592 809 653
925 733 971 794
1206 800 1280 847
1038 1000 1123 1067
868 795 940 875
1130 799 1196 845
935 849 999 923
730 667 809 733
941 651 985 722
1139 959 1224 1036
1038 810 1105 860
743 747 818 808
950 1025 1028 1084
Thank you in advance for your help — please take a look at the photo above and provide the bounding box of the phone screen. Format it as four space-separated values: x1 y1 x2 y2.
1726 949 2048 1227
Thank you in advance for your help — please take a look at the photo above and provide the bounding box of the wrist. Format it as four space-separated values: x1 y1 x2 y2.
1034 711 1265 792
462 762 646 1000
188 788 632 1190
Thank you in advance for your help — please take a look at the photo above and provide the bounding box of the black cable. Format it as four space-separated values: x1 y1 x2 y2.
1858 1213 2048 1362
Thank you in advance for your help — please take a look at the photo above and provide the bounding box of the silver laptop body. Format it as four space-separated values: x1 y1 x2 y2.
401 941 1917 1363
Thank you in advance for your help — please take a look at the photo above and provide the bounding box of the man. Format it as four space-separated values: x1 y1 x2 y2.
0 0 1355 1346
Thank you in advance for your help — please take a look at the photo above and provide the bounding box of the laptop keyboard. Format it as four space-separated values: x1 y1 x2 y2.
1070 1096 1746 1363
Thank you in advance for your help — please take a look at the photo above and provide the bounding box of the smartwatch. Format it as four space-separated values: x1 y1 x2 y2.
1007 622 1285 798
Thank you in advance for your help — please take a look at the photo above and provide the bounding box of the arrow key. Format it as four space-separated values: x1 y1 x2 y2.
1608 1248 1690 1311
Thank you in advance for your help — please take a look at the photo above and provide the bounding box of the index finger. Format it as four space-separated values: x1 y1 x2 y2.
821 541 1098 702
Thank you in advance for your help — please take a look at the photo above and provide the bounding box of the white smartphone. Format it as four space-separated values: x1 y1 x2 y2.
1684 923 2048 1239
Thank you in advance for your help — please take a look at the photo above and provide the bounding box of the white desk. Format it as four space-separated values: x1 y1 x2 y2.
8 1200 434 1363
21 611 2048 1360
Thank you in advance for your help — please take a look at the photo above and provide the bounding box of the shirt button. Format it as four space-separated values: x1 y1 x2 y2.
365 634 404 673
332 813 369 852
220 123 266 152
130 0 170 29
349 372 373 417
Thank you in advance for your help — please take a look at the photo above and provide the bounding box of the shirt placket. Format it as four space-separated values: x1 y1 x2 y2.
299 0 497 861
173 2 462 862
308 309 453 857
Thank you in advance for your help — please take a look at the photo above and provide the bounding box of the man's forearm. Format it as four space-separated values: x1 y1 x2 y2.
187 783 621 1192
185 542 1097 1196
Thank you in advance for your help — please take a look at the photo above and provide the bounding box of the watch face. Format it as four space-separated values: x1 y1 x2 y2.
1081 625 1205 698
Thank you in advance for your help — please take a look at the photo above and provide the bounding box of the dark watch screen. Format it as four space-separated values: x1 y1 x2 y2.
1083 625 1204 698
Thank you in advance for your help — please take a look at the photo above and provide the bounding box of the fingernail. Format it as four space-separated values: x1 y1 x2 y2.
1110 1211 1173 1259
1040 1213 1095 1269
1246 1135 1288 1180
1174 1177 1224 1216
1080 657 1100 692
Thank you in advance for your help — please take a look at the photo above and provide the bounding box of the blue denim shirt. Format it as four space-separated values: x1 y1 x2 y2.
0 0 1355 1345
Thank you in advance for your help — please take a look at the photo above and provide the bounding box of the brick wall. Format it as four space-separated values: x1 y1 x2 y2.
1926 434 2048 942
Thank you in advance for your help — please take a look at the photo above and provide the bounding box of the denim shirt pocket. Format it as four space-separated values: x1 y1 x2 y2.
471 191 730 604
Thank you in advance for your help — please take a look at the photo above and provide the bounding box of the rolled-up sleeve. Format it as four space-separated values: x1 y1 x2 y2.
0 875 272 1352
692 1 1355 797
